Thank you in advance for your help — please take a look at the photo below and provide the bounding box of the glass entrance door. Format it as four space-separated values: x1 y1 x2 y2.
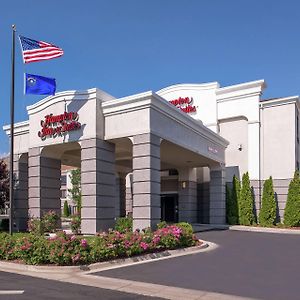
161 194 178 223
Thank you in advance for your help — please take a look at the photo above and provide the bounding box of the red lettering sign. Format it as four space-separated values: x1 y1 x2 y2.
38 112 81 140
169 97 197 114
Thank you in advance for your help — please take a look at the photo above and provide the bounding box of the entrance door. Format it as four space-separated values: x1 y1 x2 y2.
161 194 178 223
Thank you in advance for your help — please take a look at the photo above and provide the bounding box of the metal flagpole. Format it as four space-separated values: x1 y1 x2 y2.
9 24 16 235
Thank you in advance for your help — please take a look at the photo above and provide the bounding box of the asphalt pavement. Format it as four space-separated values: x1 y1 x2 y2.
0 271 163 300
93 230 300 300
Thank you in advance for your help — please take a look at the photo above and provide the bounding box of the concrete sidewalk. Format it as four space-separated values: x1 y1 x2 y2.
192 223 300 235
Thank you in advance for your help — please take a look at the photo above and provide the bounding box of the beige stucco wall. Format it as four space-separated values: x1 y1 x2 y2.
219 117 248 181
261 102 296 179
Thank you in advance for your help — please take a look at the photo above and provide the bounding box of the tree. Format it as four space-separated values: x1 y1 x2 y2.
68 169 81 213
284 170 300 227
226 175 240 224
259 176 276 226
0 160 9 210
239 172 255 225
63 200 70 217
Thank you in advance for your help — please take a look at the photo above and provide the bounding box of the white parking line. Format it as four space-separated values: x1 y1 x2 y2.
0 290 24 295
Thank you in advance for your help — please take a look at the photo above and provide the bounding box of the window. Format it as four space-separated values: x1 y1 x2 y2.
61 189 67 199
61 175 67 185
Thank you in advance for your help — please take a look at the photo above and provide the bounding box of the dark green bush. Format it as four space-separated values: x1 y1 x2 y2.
63 201 70 217
114 216 133 233
226 176 240 225
239 172 255 225
259 177 277 226
284 171 300 227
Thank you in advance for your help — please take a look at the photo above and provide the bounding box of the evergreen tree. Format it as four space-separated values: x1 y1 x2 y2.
239 172 255 225
232 175 241 224
259 176 276 226
284 170 300 227
0 160 9 210
68 169 81 213
63 200 70 217
226 176 240 224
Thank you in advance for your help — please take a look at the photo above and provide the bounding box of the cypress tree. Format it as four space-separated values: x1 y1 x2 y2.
239 172 255 225
259 176 276 226
226 176 240 224
63 200 70 217
284 170 300 227
232 175 241 224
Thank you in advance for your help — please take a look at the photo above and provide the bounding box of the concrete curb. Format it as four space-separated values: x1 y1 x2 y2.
0 240 214 274
229 225 300 235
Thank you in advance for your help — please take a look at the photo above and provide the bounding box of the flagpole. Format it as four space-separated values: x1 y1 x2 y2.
9 24 16 235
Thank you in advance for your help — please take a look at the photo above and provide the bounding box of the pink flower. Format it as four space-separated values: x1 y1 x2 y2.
71 235 77 241
140 242 149 250
81 239 88 248
124 240 131 249
72 253 81 263
153 236 160 244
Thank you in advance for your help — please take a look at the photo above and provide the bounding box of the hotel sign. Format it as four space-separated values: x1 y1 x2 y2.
38 112 81 140
169 97 197 113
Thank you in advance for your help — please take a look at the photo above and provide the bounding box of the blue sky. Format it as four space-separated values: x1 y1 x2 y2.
1 0 300 155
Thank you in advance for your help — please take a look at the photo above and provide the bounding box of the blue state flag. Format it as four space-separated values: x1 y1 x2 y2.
25 73 56 95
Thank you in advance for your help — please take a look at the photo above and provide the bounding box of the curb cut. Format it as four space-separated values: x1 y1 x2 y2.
0 240 213 274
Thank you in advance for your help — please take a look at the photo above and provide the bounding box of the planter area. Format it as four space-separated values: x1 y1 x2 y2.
0 222 200 266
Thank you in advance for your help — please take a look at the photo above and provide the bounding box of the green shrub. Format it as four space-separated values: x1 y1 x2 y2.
0 223 198 266
232 175 241 224
176 222 193 235
284 171 300 227
239 172 255 225
71 213 81 234
28 218 45 235
156 221 167 229
42 211 59 233
259 177 277 226
63 201 70 217
114 216 133 233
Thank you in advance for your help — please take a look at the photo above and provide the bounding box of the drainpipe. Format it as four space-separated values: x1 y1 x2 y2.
259 103 262 210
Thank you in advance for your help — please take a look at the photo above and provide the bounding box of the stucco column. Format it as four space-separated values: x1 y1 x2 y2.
28 147 61 219
132 133 161 230
178 168 198 223
81 138 116 234
125 173 133 216
209 165 226 224
13 153 28 231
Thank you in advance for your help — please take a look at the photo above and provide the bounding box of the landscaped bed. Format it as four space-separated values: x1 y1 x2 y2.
0 222 200 266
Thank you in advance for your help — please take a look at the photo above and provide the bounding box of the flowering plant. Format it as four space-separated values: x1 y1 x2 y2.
0 222 199 266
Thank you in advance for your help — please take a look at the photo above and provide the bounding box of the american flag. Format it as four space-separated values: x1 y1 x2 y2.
19 35 64 63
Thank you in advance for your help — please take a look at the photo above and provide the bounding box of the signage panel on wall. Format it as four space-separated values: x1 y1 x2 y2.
38 112 81 140
169 97 197 114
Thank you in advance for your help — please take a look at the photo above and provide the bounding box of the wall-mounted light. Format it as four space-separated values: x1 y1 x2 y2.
182 181 187 189
238 144 243 151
